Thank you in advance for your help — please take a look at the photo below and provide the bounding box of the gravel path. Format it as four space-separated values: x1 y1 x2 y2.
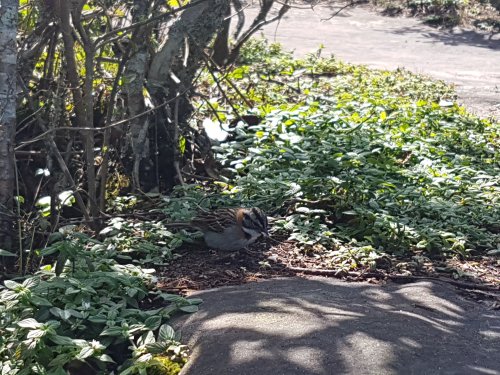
247 4 500 119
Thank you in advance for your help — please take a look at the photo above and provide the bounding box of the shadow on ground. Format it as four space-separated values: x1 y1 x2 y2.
175 277 500 375
247 4 500 119
388 25 500 49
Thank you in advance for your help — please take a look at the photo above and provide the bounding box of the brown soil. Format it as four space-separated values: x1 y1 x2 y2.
158 240 295 292
157 237 500 310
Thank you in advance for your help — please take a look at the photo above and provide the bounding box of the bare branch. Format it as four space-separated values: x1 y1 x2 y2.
95 0 210 49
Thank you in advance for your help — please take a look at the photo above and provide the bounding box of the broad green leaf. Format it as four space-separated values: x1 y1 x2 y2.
18 318 43 329
4 280 21 290
144 316 162 331
158 324 175 342
179 305 198 313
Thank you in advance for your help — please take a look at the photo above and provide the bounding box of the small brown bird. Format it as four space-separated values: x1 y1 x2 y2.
166 207 269 251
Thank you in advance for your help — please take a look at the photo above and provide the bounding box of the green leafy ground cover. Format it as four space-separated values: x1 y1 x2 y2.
0 230 197 374
191 39 499 267
2 39 498 374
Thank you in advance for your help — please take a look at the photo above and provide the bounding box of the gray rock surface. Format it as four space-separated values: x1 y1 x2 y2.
176 277 500 375
246 4 500 119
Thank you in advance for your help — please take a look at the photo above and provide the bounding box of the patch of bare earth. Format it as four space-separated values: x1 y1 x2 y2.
157 238 500 308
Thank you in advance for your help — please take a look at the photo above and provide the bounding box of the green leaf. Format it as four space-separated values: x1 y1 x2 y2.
46 367 67 375
48 353 73 368
18 318 43 329
4 280 21 290
98 354 115 363
27 329 46 338
49 335 74 346
22 277 39 289
31 295 52 307
186 298 203 305
76 346 94 360
144 316 162 331
100 326 124 337
179 305 199 313
158 324 175 342
50 307 72 320
138 331 156 347
55 253 69 276
0 249 17 257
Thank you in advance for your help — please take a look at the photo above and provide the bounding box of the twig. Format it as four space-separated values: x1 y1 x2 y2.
173 97 185 186
284 197 333 206
223 2 251 21
15 90 189 150
204 63 243 121
17 77 92 225
321 0 366 21
95 0 210 48
13 155 23 274
227 0 291 64
288 266 379 278
262 77 301 94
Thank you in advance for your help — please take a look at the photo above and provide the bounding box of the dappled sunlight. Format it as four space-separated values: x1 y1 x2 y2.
398 336 422 349
175 277 500 374
479 330 500 339
284 347 326 375
394 283 465 318
466 365 500 375
360 288 393 301
229 339 274 364
338 332 396 373
390 310 457 334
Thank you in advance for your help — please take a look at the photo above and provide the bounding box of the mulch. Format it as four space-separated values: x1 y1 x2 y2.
157 237 500 308
157 239 296 292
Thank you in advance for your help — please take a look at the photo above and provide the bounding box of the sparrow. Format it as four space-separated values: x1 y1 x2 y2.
166 207 269 251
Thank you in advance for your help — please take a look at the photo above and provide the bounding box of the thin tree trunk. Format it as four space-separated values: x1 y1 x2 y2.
122 0 155 191
0 0 19 251
56 0 99 223
146 0 229 191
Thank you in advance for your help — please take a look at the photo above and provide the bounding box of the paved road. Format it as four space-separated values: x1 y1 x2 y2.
176 277 500 375
247 4 500 119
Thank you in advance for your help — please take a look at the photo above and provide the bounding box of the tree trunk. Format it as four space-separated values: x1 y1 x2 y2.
0 0 18 252
122 0 155 191
146 0 230 191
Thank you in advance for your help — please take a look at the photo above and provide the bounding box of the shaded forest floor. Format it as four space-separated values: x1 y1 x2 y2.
158 239 500 311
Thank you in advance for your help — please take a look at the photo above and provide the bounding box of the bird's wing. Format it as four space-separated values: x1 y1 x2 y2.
191 208 238 233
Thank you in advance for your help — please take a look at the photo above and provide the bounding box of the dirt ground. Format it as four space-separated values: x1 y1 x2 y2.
158 237 500 311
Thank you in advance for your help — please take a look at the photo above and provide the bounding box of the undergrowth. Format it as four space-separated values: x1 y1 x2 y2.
190 39 499 263
0 229 199 374
2 38 498 374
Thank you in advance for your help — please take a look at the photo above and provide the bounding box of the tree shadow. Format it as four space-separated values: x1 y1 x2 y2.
175 277 500 374
387 24 500 49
